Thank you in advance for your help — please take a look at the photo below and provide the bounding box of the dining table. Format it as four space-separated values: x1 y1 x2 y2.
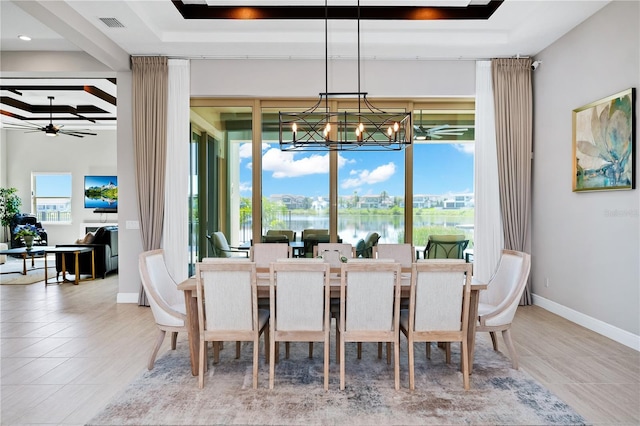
177 268 486 376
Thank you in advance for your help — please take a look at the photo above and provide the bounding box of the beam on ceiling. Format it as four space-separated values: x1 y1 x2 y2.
172 0 503 20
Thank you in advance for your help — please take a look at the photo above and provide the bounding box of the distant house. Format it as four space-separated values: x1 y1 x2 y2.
269 194 308 210
443 194 474 209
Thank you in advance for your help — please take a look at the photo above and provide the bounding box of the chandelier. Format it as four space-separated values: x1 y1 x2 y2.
279 1 411 152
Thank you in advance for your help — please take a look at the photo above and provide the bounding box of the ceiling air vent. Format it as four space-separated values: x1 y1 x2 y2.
99 17 125 28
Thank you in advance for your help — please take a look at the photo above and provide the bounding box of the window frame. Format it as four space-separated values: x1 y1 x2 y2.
31 172 73 224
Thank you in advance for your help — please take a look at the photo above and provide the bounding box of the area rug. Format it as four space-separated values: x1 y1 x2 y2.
0 256 56 285
88 331 585 425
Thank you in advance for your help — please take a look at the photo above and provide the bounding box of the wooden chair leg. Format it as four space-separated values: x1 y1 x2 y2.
387 342 391 365
502 328 519 369
340 332 346 390
409 339 415 390
269 332 276 389
308 342 314 358
264 325 270 363
335 322 340 364
357 342 362 359
198 336 206 389
426 342 431 359
285 342 290 359
445 342 451 364
461 339 470 390
236 341 241 359
252 336 259 389
148 328 166 370
170 331 178 350
213 341 220 364
490 331 499 351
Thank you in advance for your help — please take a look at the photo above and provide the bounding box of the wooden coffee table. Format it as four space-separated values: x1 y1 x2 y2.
43 247 95 286
0 246 51 275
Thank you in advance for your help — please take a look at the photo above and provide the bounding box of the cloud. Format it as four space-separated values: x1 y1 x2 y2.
453 143 475 155
239 143 252 159
258 147 356 178
239 181 252 193
262 148 330 178
341 162 396 189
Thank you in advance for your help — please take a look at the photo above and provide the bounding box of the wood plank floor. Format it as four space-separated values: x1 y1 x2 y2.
1 269 638 425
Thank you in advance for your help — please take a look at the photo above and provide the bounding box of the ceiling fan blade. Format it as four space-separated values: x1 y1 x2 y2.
61 129 96 135
427 124 450 132
432 127 469 134
3 122 42 130
60 129 97 137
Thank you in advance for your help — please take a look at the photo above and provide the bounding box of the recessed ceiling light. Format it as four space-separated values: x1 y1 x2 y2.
18 35 32 41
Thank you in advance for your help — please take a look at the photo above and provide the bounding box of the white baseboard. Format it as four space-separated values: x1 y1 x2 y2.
532 293 640 352
117 292 139 304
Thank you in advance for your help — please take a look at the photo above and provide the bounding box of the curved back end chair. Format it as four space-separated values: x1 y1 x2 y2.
138 249 187 370
477 249 531 369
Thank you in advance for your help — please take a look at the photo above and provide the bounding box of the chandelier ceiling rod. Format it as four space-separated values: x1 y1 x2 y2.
278 0 412 151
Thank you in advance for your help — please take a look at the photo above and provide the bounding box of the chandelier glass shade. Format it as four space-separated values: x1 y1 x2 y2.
278 1 411 152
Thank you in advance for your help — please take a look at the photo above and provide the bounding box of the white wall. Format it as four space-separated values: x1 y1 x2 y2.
532 1 639 343
191 59 475 98
2 129 117 244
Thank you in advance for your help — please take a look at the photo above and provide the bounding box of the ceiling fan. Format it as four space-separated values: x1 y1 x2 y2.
4 96 97 138
412 110 469 141
413 124 469 141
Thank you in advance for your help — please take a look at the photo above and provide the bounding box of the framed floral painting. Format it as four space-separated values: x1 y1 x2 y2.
572 88 636 192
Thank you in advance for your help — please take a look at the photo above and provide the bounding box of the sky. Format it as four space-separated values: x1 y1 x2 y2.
239 142 474 198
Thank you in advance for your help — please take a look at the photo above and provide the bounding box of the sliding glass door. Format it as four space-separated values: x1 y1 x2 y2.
412 103 476 253
189 98 474 269
190 103 254 262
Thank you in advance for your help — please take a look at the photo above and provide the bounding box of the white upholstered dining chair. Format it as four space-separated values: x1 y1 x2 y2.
400 261 473 390
339 260 402 390
476 249 531 369
251 242 292 271
269 260 331 389
195 260 269 389
315 242 354 361
138 249 188 370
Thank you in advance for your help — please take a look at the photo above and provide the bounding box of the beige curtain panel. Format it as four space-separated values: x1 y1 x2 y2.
132 56 169 306
491 58 533 305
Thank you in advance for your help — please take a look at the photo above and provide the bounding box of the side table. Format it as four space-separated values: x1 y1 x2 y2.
44 247 95 286
0 246 50 275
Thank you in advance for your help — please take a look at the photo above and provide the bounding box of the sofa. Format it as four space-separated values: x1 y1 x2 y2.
9 213 48 249
55 226 118 279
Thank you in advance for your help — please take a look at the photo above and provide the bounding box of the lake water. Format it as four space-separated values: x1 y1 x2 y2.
242 213 474 246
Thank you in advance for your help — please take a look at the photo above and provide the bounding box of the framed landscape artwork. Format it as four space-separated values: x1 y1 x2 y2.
572 88 636 192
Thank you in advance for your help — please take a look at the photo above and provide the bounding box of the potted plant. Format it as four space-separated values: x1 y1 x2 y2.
0 187 22 242
14 224 39 249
